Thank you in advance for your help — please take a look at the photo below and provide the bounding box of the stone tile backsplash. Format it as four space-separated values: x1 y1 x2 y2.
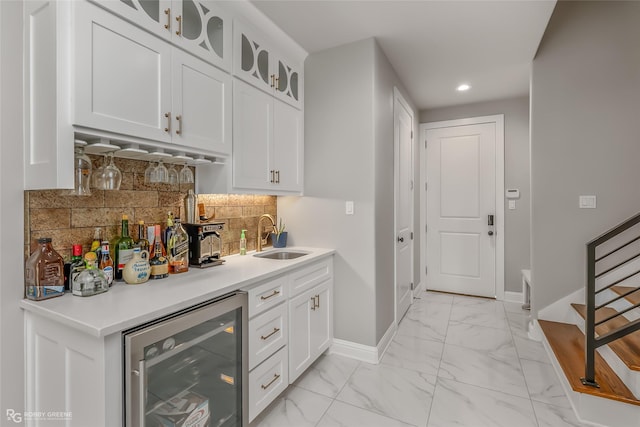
25 155 277 260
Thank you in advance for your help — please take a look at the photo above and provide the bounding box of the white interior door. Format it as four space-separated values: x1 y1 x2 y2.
395 89 414 321
426 122 497 297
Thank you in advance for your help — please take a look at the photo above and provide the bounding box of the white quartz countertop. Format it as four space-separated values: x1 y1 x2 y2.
20 247 334 338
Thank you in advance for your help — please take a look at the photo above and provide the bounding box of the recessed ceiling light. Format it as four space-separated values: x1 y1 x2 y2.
457 84 471 92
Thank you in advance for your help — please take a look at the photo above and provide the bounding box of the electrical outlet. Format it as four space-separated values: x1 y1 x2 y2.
345 201 354 215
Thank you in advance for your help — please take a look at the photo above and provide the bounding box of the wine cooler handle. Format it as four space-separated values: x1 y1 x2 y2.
138 359 146 426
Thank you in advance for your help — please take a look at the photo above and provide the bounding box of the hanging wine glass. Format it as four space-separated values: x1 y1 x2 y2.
179 163 194 184
168 163 179 185
154 160 169 184
102 152 122 190
144 161 157 184
91 154 106 189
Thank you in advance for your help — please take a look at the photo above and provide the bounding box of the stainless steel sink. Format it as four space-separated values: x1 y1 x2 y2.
253 250 309 260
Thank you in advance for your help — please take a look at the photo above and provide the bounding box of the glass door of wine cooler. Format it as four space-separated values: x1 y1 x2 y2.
124 292 248 427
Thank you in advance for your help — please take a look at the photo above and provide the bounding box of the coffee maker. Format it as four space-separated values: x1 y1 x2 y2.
183 222 225 268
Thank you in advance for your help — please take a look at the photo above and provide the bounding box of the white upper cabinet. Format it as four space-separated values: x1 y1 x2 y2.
232 79 302 194
233 20 302 109
74 1 231 155
92 0 232 72
172 49 232 154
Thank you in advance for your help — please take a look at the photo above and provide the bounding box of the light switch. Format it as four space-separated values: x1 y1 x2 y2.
579 195 597 209
345 201 354 215
508 200 516 210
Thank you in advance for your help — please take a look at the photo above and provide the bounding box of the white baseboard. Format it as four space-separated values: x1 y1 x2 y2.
504 291 523 303
330 322 397 364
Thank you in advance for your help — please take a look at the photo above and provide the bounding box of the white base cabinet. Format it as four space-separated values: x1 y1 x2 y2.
288 280 332 383
245 256 333 422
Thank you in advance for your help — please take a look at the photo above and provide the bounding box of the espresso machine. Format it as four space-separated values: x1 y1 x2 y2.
183 222 225 268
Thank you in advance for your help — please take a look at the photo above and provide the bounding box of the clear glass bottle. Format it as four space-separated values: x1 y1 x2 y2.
149 225 169 280
25 238 65 301
136 220 150 253
168 218 189 274
99 241 114 286
72 252 108 297
114 215 135 281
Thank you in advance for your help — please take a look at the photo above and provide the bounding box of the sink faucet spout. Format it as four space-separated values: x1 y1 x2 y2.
256 214 276 252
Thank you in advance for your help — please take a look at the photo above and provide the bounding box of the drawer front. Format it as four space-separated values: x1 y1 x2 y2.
247 275 288 318
249 303 288 370
249 346 289 422
289 257 333 298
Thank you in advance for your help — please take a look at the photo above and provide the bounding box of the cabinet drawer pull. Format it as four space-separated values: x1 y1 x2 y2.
275 170 280 183
175 15 182 36
261 373 280 390
164 8 171 30
164 112 171 133
275 77 280 89
260 290 280 300
176 115 182 135
270 170 275 183
260 327 280 341
311 296 316 310
316 294 320 308
270 74 275 88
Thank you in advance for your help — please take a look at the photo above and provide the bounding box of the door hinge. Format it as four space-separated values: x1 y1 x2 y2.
411 130 414 139
425 140 428 149
425 225 428 232
425 182 428 191
425 267 428 275
410 232 414 240
410 180 414 190
411 282 414 291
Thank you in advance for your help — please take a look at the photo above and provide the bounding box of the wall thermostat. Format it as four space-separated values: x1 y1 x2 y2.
506 189 520 199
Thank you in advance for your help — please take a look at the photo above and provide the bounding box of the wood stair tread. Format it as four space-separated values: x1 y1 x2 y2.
611 285 640 306
571 303 640 371
539 320 640 405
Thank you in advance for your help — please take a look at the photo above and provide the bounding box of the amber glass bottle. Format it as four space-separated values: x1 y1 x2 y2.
25 238 65 301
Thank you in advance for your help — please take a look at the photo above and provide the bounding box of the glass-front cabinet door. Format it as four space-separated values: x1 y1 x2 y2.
275 56 302 109
234 20 273 94
93 0 231 71
125 292 248 427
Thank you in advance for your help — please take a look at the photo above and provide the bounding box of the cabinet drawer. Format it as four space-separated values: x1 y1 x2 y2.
249 346 288 422
289 258 333 298
249 303 287 370
247 275 288 318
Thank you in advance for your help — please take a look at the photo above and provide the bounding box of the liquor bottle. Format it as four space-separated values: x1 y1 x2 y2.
72 252 108 297
25 237 65 301
66 244 85 291
99 241 114 286
114 215 135 281
149 225 168 280
168 217 189 274
136 220 150 253
90 227 102 256
163 211 175 247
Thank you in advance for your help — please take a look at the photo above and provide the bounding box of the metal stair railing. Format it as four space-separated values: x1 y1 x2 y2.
583 212 640 388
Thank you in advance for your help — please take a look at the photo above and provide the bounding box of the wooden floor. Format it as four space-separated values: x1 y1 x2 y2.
572 303 640 371
539 320 640 405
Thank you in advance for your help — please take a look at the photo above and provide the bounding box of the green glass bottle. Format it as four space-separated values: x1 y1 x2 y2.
114 215 135 281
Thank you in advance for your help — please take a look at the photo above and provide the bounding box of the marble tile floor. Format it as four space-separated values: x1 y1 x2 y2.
250 291 588 427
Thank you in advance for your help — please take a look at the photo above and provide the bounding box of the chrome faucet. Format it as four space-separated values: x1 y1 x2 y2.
256 214 276 252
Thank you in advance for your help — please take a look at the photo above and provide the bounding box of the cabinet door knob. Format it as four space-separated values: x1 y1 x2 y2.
164 9 171 30
164 112 171 133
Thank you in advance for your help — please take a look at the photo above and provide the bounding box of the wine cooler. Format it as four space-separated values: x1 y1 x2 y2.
124 291 248 427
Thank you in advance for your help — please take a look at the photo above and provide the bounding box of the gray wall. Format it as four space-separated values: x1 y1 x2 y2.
420 96 531 293
0 0 26 414
279 38 418 346
530 1 640 314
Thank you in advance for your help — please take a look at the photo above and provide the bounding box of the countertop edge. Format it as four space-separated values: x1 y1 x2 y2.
20 248 335 338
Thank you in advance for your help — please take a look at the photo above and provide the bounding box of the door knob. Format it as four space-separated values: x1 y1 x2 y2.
397 236 404 243
488 230 494 236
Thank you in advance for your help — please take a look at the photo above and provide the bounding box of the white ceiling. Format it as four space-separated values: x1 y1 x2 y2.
250 0 556 110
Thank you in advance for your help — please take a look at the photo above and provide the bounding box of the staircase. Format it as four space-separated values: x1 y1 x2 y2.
538 213 640 427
